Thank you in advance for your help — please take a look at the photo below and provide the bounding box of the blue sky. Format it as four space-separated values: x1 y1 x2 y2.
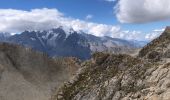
0 0 169 41
0 0 117 24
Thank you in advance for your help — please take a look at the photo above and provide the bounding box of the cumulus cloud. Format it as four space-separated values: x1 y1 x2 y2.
85 14 93 20
115 0 170 23
0 8 63 32
117 30 143 40
0 8 121 38
145 28 163 40
116 29 163 41
153 28 165 32
145 32 161 40
0 8 160 41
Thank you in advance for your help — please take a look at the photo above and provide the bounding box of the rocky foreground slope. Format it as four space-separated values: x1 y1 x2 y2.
51 27 170 100
0 43 80 100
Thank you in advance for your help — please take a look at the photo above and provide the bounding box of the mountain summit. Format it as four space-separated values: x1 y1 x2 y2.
0 27 145 60
138 26 170 61
164 26 170 33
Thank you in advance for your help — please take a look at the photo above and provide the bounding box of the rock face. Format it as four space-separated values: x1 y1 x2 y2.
51 27 170 100
138 26 170 62
0 43 80 100
52 53 151 100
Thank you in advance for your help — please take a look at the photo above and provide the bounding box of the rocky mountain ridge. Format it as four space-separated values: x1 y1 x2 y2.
0 27 146 60
51 26 170 100
0 27 162 100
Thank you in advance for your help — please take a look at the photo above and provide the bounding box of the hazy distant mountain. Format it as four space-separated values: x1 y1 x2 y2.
128 39 148 47
0 32 11 41
1 27 147 59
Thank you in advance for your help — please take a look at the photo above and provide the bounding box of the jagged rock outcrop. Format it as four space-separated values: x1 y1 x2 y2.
0 43 80 100
138 26 170 62
51 52 152 100
51 27 170 100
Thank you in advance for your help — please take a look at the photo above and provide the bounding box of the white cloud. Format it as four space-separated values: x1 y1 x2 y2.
85 14 93 20
117 30 144 40
0 8 121 38
145 32 161 40
116 29 162 41
0 8 63 32
115 0 170 23
144 28 164 40
0 8 161 41
153 28 165 32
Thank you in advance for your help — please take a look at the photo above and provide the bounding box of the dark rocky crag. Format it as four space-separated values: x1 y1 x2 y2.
51 27 170 100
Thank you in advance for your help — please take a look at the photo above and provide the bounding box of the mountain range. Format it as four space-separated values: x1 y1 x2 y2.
0 27 169 100
0 27 147 60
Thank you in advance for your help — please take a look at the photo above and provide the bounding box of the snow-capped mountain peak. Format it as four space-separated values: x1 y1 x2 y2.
0 27 147 59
